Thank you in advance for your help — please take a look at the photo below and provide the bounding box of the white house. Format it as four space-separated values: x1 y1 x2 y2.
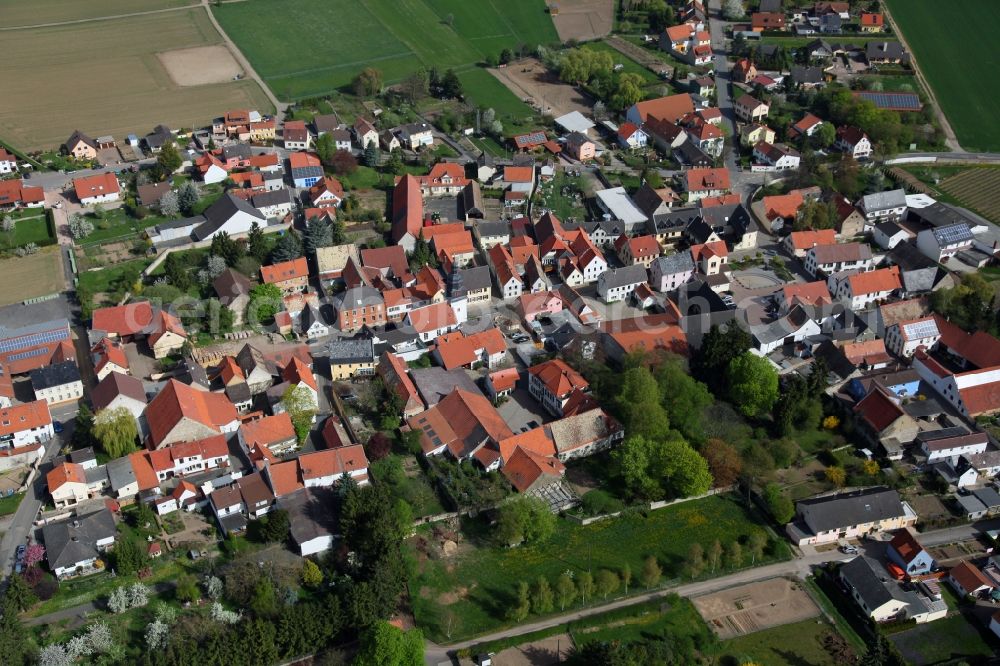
827 267 901 309
398 123 434 150
30 361 83 406
596 264 648 303
251 189 294 220
804 242 873 277
192 193 267 242
872 222 912 250
836 126 872 160
753 142 801 170
73 173 120 206
917 428 989 464
884 316 941 358
0 400 54 449
617 123 649 150
916 223 974 262
0 148 17 174
860 189 907 225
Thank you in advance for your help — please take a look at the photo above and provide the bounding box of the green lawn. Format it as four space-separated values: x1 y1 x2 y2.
78 209 143 245
0 492 25 517
890 611 997 665
0 214 54 250
884 0 1000 151
338 166 385 191
569 596 714 650
214 0 558 99
721 618 849 666
410 494 790 641
580 41 661 85
457 68 536 129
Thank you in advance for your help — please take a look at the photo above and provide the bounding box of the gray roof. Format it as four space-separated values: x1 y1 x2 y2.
910 202 980 229
106 456 137 492
410 367 481 407
600 264 648 289
458 265 491 293
972 486 1000 510
701 203 756 238
840 555 915 612
193 193 265 241
84 466 108 486
326 338 376 364
866 41 907 61
862 189 907 213
222 143 252 161
758 0 781 10
653 251 695 275
30 360 81 390
931 223 973 245
791 66 824 84
277 487 340 548
313 113 341 134
956 493 987 515
213 268 252 300
650 207 700 234
91 371 147 410
335 285 384 309
251 188 292 210
674 139 712 167
70 447 97 465
225 381 252 404
476 220 510 238
291 163 324 179
799 487 907 533
42 507 116 570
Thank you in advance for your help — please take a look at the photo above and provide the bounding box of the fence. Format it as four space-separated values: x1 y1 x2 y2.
565 485 735 525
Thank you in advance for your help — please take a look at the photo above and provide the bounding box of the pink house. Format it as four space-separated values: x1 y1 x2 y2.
517 290 563 324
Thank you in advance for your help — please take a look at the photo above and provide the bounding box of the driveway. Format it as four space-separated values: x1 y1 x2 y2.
497 387 551 433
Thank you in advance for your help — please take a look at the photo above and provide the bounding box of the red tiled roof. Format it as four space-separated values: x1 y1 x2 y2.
847 267 901 296
47 462 85 491
502 446 564 492
888 529 925 564
528 359 588 398
782 281 831 308
933 315 1000 370
241 413 295 449
861 12 884 26
631 93 695 124
288 152 321 169
435 328 506 370
699 193 742 208
282 356 317 392
406 389 513 458
690 240 729 261
950 561 994 594
148 311 186 348
686 167 730 192
309 176 344 203
788 228 835 250
854 387 904 432
959 379 1000 417
129 451 159 491
392 174 423 242
267 460 304 497
92 301 154 337
261 257 309 285
504 166 534 183
0 179 44 206
91 337 129 375
146 379 238 448
73 172 119 201
0 400 52 437
298 444 369 481
842 339 891 366
407 302 457 335
489 368 520 394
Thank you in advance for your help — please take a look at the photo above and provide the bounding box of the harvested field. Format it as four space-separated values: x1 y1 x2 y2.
551 0 614 42
692 577 820 640
0 249 64 306
0 0 195 27
158 45 243 86
938 168 1000 224
490 58 595 119
0 9 272 151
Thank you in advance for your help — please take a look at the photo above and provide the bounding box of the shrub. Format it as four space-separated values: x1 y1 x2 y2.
580 490 624 516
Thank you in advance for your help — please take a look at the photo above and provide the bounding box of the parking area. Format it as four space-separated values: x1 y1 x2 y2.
497 387 551 433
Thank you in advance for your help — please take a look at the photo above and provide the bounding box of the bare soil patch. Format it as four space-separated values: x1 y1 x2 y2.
551 0 614 42
0 250 64 306
692 577 820 640
494 633 574 666
491 58 594 119
158 45 243 86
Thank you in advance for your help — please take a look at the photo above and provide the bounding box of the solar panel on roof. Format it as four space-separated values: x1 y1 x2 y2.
855 92 921 111
903 319 938 340
934 223 972 244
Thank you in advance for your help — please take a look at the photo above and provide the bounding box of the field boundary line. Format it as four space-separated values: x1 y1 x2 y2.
881 2 962 153
202 0 283 112
269 52 416 80
0 3 196 31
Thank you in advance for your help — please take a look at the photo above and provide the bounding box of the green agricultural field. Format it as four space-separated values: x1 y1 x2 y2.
214 0 559 100
884 0 1000 151
0 0 195 26
410 494 789 641
721 619 849 666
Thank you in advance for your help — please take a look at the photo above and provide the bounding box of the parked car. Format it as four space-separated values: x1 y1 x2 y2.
53 420 63 433
839 544 859 554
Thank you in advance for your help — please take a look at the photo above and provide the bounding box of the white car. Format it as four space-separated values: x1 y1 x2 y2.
839 545 859 555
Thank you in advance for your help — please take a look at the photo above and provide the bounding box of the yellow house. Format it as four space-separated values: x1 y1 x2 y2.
249 119 276 142
740 123 775 147
149 312 188 359
328 339 377 380
64 130 98 160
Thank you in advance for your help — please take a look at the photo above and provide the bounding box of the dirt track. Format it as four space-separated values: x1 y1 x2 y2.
490 58 594 119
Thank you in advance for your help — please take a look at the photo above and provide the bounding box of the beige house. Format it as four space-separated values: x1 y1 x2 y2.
149 312 188 359
64 130 98 160
789 487 917 546
740 123 775 147
47 462 90 509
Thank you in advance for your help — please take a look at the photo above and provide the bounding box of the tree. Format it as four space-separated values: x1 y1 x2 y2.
1 215 13 234
315 133 336 165
409 231 433 269
38 644 71 666
692 324 751 394
685 543 705 579
92 407 138 459
282 384 317 444
615 367 671 440
621 562 632 595
205 254 227 281
723 0 744 20
726 352 779 418
748 531 768 564
270 230 303 264
304 215 333 256
701 439 742 487
531 576 554 613
300 559 323 589
177 181 200 216
353 67 383 97
707 540 723 573
556 573 577 610
111 539 147 576
330 150 358 175
5 575 36 612
157 142 182 176
248 282 282 325
247 221 268 262
386 148 404 175
611 73 645 110
496 496 555 546
145 619 169 651
640 556 661 589
763 483 794 524
175 574 200 603
577 571 595 605
68 214 94 240
164 252 191 291
355 621 424 666
158 190 180 217
0 596 29 666
210 602 240 625
440 69 463 99
661 438 713 497
726 541 743 569
363 143 380 168
509 581 531 621
825 466 847 487
595 569 619 600
402 69 429 103
210 230 242 267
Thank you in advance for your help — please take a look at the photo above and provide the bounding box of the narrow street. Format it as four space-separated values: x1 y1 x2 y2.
707 0 737 172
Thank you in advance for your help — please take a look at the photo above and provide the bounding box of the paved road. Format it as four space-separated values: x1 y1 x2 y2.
707 0 737 173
